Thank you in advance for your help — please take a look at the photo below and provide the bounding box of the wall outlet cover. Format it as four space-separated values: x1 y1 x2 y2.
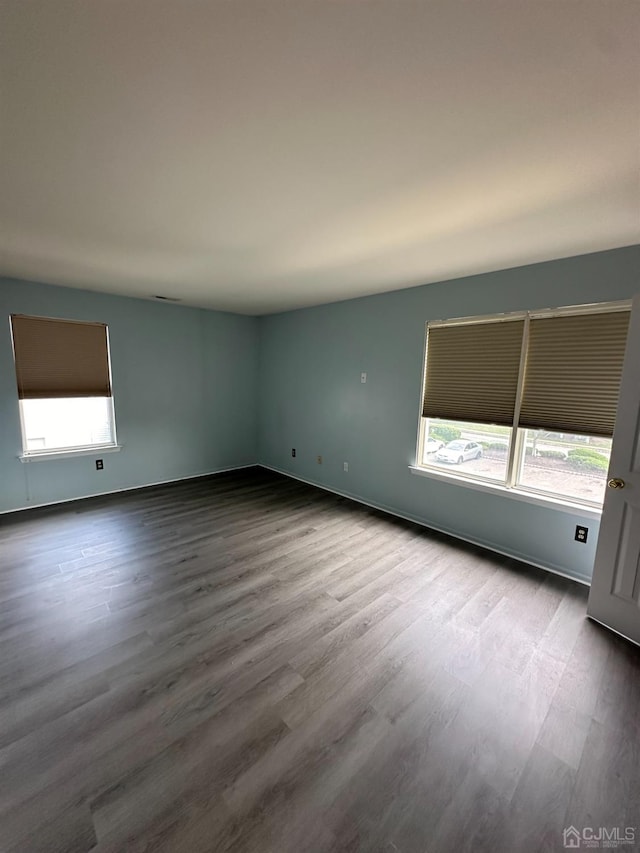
575 525 588 543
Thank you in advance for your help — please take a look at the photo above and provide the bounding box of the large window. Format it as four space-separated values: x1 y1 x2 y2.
10 315 117 457
417 303 629 508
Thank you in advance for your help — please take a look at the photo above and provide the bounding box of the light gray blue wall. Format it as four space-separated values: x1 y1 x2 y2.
0 278 258 512
258 246 640 583
3 247 639 581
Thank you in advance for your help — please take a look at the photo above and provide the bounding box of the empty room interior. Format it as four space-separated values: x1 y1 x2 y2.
1 2 640 852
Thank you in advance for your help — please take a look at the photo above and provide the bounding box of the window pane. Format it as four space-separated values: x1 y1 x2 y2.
422 418 512 483
516 429 611 505
21 397 114 452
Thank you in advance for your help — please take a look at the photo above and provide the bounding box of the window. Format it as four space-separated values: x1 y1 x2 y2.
517 429 612 505
417 302 630 508
10 315 117 457
423 418 512 483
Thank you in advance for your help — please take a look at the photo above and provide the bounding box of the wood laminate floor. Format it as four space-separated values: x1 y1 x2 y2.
0 468 639 853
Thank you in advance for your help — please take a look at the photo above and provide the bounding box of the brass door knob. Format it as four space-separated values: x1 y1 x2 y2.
608 478 625 489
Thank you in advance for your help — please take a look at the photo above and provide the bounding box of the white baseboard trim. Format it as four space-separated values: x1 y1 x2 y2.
259 463 591 588
2 461 592 588
0 463 259 516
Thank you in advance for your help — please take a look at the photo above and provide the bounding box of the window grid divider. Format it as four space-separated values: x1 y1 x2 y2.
506 315 530 488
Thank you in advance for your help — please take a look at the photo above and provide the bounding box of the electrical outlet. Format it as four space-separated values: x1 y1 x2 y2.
361 372 367 383
95 459 104 471
343 462 349 472
291 448 296 457
317 455 322 465
575 525 588 543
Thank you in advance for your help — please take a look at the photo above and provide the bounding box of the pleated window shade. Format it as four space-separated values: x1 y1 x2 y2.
11 315 112 399
519 310 630 437
422 319 525 427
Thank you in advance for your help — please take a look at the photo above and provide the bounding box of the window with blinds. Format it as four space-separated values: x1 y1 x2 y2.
518 311 630 437
417 302 631 507
10 315 117 457
422 318 525 427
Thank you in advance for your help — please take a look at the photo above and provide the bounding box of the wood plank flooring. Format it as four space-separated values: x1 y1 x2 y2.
0 467 639 853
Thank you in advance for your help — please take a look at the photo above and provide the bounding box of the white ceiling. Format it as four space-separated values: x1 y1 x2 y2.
1 2 639 315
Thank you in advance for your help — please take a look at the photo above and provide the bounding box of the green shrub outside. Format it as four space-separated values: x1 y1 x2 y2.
567 448 609 471
430 425 461 443
482 440 508 452
568 447 608 461
537 448 567 459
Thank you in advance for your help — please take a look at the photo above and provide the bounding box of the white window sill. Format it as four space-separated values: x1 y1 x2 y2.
19 445 122 463
408 465 602 520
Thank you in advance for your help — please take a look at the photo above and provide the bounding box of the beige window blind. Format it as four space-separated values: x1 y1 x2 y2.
10 315 112 399
519 310 630 437
422 318 525 427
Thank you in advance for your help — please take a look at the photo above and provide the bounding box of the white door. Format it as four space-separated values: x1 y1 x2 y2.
588 293 640 644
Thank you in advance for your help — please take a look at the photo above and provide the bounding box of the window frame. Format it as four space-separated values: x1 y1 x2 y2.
414 299 631 511
17 396 119 461
11 315 120 460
